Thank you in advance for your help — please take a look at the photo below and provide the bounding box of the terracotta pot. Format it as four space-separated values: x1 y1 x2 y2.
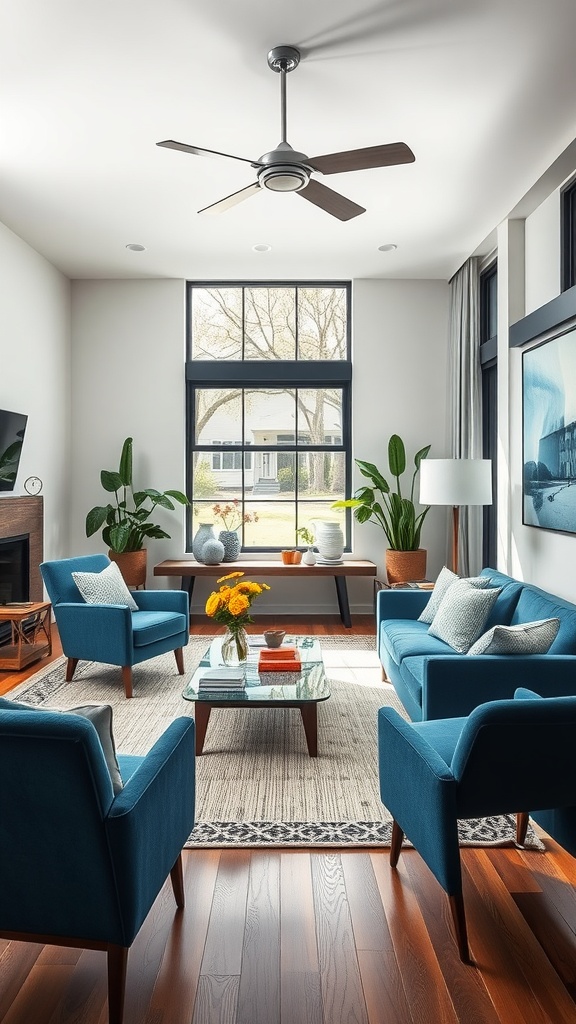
108 548 147 588
385 548 427 585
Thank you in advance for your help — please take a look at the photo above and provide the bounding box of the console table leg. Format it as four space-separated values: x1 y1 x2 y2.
334 576 352 628
300 704 318 757
194 703 211 755
182 575 196 617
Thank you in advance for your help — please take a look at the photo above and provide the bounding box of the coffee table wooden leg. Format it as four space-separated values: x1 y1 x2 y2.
194 704 211 755
300 704 318 757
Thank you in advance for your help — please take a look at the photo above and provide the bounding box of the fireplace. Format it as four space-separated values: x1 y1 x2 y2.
0 534 30 604
0 496 44 602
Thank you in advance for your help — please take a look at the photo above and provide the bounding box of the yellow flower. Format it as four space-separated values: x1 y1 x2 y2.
217 571 244 583
229 592 250 616
205 592 223 617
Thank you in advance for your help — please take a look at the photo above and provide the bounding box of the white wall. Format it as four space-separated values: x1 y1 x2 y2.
69 277 450 614
0 221 71 560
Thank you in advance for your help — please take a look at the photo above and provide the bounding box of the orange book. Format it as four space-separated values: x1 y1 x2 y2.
258 650 301 672
260 646 297 660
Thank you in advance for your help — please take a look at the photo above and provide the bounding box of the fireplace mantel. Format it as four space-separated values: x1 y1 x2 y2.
0 496 44 601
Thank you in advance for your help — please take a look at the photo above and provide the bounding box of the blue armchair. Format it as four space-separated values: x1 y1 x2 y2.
378 689 576 962
40 555 189 698
0 699 195 1024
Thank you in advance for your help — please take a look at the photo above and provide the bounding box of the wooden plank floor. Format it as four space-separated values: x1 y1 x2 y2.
1 616 576 1022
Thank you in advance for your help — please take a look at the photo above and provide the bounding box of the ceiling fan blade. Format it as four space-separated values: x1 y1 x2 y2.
297 179 365 221
309 143 415 175
157 140 263 167
198 182 262 215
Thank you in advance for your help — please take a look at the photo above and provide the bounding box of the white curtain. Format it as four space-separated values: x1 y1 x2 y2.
448 257 483 575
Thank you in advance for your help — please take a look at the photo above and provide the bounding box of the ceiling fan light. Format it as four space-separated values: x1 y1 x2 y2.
259 165 309 192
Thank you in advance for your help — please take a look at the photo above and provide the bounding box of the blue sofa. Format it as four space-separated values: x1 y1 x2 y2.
377 568 576 721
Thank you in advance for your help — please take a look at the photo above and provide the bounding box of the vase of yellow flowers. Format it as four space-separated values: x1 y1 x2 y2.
211 500 259 562
205 570 271 666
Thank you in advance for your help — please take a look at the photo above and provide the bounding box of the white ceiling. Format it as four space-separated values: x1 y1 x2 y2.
2 0 576 282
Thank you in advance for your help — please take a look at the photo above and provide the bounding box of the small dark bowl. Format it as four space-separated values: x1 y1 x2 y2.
263 629 286 648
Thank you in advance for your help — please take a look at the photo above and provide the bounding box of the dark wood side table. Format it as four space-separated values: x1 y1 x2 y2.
0 601 52 671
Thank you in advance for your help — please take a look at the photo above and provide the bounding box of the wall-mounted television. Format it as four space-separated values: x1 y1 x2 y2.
0 409 28 492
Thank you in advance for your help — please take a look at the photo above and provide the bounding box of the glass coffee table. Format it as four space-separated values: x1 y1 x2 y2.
182 635 330 757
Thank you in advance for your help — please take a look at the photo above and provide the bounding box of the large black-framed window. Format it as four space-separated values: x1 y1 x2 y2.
480 261 497 568
185 282 352 552
561 177 576 293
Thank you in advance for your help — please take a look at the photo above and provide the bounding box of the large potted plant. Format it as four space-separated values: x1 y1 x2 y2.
85 437 189 586
333 434 431 583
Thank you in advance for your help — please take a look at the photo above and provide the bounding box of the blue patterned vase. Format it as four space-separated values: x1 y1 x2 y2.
218 529 241 562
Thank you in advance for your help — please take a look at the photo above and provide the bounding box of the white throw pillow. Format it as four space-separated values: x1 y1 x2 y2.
467 618 560 656
418 567 490 624
72 560 138 611
0 698 123 793
428 579 502 654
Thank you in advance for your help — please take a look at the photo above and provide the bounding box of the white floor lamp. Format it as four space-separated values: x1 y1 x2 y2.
419 459 492 575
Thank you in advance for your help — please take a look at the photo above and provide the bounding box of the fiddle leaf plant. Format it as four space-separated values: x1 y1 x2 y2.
86 436 190 553
332 434 431 551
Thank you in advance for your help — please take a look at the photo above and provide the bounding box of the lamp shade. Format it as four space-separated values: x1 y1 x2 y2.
419 459 492 507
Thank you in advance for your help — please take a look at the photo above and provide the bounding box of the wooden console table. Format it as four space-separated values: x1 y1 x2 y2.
153 559 377 628
0 601 52 671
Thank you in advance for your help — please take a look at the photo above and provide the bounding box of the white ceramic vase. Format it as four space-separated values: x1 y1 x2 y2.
312 521 344 560
302 546 317 566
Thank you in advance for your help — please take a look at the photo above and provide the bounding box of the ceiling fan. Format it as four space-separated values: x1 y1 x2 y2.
157 45 415 221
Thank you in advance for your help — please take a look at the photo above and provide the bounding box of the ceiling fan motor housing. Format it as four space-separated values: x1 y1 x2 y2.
256 142 311 192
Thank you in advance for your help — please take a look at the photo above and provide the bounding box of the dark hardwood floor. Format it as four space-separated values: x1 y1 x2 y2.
1 616 576 1022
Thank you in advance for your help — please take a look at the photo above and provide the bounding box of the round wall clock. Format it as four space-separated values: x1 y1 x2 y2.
24 476 43 495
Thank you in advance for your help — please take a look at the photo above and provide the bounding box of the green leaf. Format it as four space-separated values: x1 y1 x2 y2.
414 445 431 469
388 435 406 479
85 505 110 537
118 437 133 486
108 523 132 552
101 470 123 493
355 460 389 492
164 489 190 505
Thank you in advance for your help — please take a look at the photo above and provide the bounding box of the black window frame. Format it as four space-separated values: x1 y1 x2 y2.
561 176 576 293
479 260 498 568
185 281 353 553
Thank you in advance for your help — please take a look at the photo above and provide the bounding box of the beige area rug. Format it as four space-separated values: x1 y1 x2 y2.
9 635 544 849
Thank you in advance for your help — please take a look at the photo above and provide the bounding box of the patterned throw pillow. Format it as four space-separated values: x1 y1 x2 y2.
428 579 502 654
72 560 138 611
418 567 491 624
0 698 123 793
467 618 560 656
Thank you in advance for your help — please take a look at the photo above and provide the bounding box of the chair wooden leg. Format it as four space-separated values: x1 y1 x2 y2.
516 811 529 846
390 819 404 867
170 853 185 909
175 647 185 675
65 657 79 682
381 666 389 681
449 893 471 963
107 945 129 1024
121 667 133 699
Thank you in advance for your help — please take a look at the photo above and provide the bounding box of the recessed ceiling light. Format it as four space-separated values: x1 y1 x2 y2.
126 243 146 252
378 243 398 252
252 243 272 253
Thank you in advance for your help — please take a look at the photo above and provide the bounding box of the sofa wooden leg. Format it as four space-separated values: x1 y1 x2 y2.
175 647 185 675
121 667 133 699
390 819 404 867
107 945 129 1024
381 666 389 681
449 893 471 963
170 853 185 908
65 657 79 682
516 811 529 845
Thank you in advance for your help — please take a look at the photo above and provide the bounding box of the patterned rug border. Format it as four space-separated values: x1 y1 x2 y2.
185 817 545 850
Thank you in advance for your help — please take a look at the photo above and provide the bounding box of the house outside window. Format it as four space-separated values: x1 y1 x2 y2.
186 283 352 551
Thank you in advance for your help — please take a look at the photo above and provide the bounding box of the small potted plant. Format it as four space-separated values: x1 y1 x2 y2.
296 526 317 565
85 437 190 586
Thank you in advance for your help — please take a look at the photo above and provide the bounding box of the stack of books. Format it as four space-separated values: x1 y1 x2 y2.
198 667 246 693
258 646 301 672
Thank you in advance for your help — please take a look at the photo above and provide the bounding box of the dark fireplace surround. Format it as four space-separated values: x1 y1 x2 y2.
0 496 44 604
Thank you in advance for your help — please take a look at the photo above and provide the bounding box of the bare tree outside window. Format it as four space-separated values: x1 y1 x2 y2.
186 282 351 551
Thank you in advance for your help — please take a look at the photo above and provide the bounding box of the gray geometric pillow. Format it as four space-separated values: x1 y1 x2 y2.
0 698 123 793
72 560 138 611
428 579 502 654
418 567 490 624
467 618 560 656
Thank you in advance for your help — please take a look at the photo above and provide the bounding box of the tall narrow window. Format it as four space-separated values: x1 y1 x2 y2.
480 262 497 567
561 177 576 293
186 283 352 552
